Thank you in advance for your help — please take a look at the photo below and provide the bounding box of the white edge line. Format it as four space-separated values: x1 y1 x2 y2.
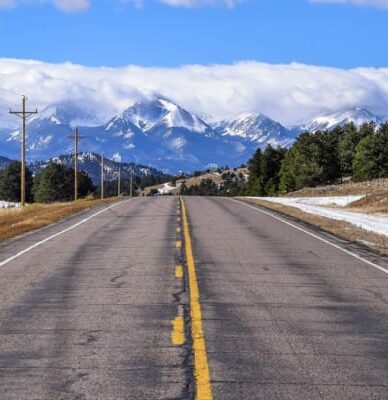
234 199 388 276
0 200 131 268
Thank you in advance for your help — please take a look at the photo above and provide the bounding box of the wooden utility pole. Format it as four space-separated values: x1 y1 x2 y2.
67 127 85 201
101 154 104 200
118 166 121 197
9 96 38 207
130 167 133 198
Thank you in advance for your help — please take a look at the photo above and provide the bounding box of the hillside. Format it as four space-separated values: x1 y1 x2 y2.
142 167 248 196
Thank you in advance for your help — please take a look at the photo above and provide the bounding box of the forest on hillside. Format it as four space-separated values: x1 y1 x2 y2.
244 122 388 196
181 122 388 197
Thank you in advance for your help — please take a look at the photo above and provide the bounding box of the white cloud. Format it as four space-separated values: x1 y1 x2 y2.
310 0 388 9
1 58 388 128
121 0 240 8
157 0 238 7
0 0 15 8
53 0 91 12
0 0 91 12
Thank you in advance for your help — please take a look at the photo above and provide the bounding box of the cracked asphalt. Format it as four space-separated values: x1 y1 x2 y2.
0 196 387 399
0 197 189 400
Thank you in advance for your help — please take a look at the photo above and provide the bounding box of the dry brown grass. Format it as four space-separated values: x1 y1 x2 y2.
346 191 388 214
288 178 388 197
241 197 388 255
0 197 122 244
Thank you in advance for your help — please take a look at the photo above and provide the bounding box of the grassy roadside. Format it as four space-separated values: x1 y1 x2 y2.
0 197 123 244
239 197 388 256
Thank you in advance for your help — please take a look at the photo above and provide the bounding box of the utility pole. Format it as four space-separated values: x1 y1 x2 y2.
9 96 38 207
130 167 133 198
118 166 121 197
101 154 104 200
67 127 85 201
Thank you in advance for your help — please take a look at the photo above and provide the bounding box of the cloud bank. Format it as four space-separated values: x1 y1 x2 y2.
1 58 388 128
310 0 388 9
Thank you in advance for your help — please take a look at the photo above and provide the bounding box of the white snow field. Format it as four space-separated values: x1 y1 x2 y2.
247 195 388 237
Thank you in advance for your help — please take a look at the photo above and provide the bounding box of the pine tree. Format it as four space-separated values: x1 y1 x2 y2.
0 161 33 203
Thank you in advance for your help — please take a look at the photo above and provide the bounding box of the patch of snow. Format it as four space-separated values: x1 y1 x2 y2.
112 152 122 162
158 182 181 195
0 201 20 209
247 195 388 237
169 137 186 151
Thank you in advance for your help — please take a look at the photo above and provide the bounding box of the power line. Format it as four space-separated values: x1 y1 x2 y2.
9 96 38 207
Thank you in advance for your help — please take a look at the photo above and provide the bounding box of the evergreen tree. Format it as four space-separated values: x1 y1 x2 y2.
338 122 373 178
352 123 388 181
0 161 33 203
33 163 93 203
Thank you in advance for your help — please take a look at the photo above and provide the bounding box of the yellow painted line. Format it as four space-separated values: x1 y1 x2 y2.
176 241 182 249
177 227 181 233
171 316 185 346
180 197 213 400
175 265 184 279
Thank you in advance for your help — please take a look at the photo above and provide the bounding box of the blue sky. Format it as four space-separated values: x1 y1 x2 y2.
1 0 388 127
0 0 387 68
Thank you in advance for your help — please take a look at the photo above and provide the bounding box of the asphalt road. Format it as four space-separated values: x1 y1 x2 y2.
0 196 387 400
185 197 388 400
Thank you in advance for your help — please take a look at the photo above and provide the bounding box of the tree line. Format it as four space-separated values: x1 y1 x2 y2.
0 162 94 203
243 122 388 196
178 122 388 197
0 160 173 203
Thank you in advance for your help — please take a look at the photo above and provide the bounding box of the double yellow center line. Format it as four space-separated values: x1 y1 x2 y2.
180 197 213 400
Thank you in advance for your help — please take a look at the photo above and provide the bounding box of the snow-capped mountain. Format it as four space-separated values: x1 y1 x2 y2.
214 112 296 147
28 152 169 184
29 102 101 128
0 98 300 172
299 107 382 132
112 97 211 135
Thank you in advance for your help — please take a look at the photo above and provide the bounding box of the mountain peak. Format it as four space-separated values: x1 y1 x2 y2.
117 97 210 134
301 107 381 132
215 112 295 146
31 102 101 128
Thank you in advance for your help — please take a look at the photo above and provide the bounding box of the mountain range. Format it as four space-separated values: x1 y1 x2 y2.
28 152 169 185
0 98 385 173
